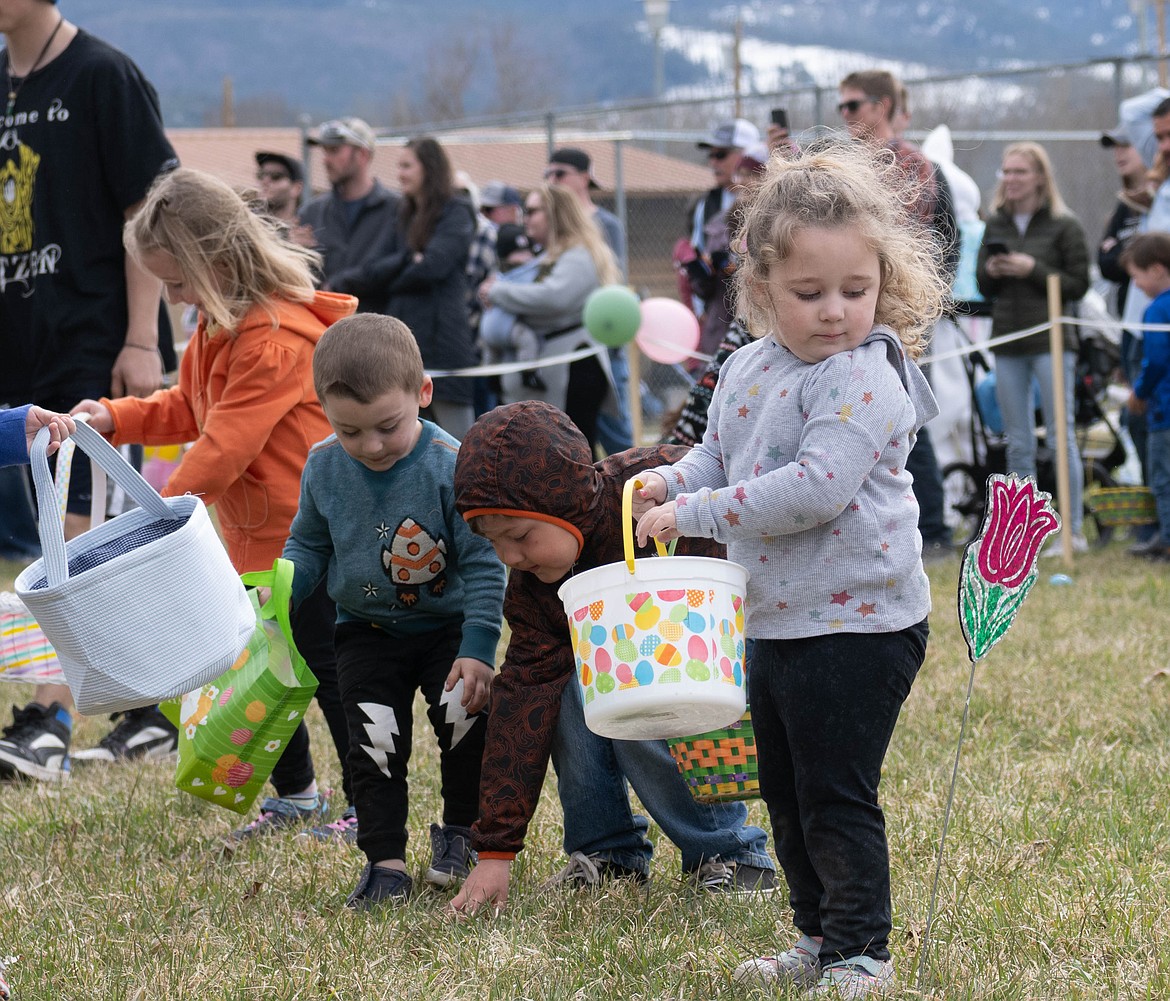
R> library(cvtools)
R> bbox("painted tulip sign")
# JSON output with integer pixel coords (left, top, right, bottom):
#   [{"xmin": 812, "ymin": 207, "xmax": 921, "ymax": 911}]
[{"xmin": 958, "ymin": 474, "xmax": 1060, "ymax": 662}]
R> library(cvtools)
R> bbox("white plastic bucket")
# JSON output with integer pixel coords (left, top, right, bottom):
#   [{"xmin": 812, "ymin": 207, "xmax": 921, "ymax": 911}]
[{"xmin": 556, "ymin": 479, "xmax": 748, "ymax": 740}]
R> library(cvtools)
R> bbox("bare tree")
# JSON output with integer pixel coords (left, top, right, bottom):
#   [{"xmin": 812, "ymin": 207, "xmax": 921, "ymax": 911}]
[
  {"xmin": 421, "ymin": 34, "xmax": 481, "ymax": 123},
  {"xmin": 488, "ymin": 20, "xmax": 558, "ymax": 114}
]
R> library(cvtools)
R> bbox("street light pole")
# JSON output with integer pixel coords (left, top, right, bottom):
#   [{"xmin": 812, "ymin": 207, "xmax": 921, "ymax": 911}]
[{"xmin": 642, "ymin": 0, "xmax": 673, "ymax": 101}]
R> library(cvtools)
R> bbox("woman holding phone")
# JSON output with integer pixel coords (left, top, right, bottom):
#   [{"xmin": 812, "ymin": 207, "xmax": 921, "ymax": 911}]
[{"xmin": 976, "ymin": 141, "xmax": 1091, "ymax": 550}]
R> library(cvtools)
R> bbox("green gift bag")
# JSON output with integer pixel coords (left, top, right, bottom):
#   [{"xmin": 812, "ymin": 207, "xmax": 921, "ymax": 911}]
[{"xmin": 162, "ymin": 558, "xmax": 318, "ymax": 815}]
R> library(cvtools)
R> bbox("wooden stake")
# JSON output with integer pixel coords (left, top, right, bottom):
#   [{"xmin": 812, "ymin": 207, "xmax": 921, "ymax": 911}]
[{"xmin": 1047, "ymin": 273, "xmax": 1074, "ymax": 566}]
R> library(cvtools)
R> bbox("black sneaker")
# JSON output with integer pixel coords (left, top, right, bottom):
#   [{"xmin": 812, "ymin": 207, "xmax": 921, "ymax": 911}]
[
  {"xmin": 346, "ymin": 862, "xmax": 413, "ymax": 909},
  {"xmin": 71, "ymin": 705, "xmax": 178, "ymax": 764},
  {"xmin": 425, "ymin": 823, "xmax": 473, "ymax": 888},
  {"xmin": 691, "ymin": 857, "xmax": 778, "ymax": 895},
  {"xmin": 540, "ymin": 851, "xmax": 649, "ymax": 890},
  {"xmin": 0, "ymin": 701, "xmax": 72, "ymax": 782}
]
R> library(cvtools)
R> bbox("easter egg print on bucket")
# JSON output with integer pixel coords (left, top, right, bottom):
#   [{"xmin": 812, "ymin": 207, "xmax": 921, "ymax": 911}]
[{"xmin": 559, "ymin": 552, "xmax": 748, "ymax": 739}]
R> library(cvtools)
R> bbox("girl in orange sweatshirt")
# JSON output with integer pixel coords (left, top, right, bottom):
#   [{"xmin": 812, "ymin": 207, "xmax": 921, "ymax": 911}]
[{"xmin": 73, "ymin": 167, "xmax": 359, "ymax": 841}]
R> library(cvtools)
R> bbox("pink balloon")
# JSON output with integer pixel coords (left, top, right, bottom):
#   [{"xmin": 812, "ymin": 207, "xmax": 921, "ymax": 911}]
[{"xmin": 636, "ymin": 297, "xmax": 701, "ymax": 365}]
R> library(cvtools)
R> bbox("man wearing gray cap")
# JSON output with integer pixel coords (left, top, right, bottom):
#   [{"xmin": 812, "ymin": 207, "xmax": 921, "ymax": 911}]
[
  {"xmin": 479, "ymin": 181, "xmax": 523, "ymax": 226},
  {"xmin": 299, "ymin": 117, "xmax": 400, "ymax": 312}
]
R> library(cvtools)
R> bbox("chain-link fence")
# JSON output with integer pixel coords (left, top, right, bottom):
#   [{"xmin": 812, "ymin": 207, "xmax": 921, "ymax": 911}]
[{"xmin": 366, "ymin": 54, "xmax": 1163, "ymax": 443}]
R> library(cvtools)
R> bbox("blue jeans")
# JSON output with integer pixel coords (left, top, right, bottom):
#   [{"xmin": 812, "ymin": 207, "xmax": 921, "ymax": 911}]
[
  {"xmin": 594, "ymin": 347, "xmax": 634, "ymax": 454},
  {"xmin": 1148, "ymin": 428, "xmax": 1170, "ymax": 537},
  {"xmin": 750, "ymin": 622, "xmax": 928, "ymax": 966},
  {"xmin": 549, "ymin": 679, "xmax": 774, "ymax": 875},
  {"xmin": 994, "ymin": 351, "xmax": 1083, "ymax": 534}
]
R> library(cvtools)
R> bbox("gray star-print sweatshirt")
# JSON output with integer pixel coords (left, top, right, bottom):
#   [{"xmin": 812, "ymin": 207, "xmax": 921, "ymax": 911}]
[{"xmin": 650, "ymin": 326, "xmax": 938, "ymax": 640}]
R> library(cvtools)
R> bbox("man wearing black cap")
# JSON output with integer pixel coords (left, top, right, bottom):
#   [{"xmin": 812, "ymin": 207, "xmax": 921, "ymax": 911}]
[
  {"xmin": 299, "ymin": 117, "xmax": 400, "ymax": 312},
  {"xmin": 254, "ymin": 151, "xmax": 304, "ymax": 227},
  {"xmin": 545, "ymin": 148, "xmax": 624, "ymax": 267},
  {"xmin": 545, "ymin": 146, "xmax": 633, "ymax": 452}
]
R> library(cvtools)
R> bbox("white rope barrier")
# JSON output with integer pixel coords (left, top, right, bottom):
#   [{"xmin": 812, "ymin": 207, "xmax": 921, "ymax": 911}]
[{"xmin": 425, "ymin": 312, "xmax": 1149, "ymax": 381}]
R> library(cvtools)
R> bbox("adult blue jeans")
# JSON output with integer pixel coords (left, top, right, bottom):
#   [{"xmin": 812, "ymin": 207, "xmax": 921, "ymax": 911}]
[
  {"xmin": 549, "ymin": 678, "xmax": 774, "ymax": 875},
  {"xmin": 749, "ymin": 621, "xmax": 928, "ymax": 967},
  {"xmin": 994, "ymin": 350, "xmax": 1083, "ymax": 534},
  {"xmin": 1147, "ymin": 427, "xmax": 1170, "ymax": 537}
]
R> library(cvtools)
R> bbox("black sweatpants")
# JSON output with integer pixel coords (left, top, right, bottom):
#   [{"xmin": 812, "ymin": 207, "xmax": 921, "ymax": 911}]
[
  {"xmin": 334, "ymin": 621, "xmax": 487, "ymax": 865},
  {"xmin": 749, "ymin": 620, "xmax": 929, "ymax": 966}
]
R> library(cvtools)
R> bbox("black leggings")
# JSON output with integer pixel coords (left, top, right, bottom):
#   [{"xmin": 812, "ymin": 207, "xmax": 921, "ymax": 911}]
[
  {"xmin": 269, "ymin": 578, "xmax": 353, "ymax": 804},
  {"xmin": 749, "ymin": 621, "xmax": 929, "ymax": 966},
  {"xmin": 564, "ymin": 353, "xmax": 608, "ymax": 453}
]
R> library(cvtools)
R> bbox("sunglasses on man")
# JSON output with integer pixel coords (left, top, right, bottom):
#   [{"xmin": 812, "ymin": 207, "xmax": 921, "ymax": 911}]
[{"xmin": 837, "ymin": 97, "xmax": 880, "ymax": 115}]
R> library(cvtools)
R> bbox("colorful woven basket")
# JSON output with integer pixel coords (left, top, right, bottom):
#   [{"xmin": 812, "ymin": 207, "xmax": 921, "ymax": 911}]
[
  {"xmin": 1084, "ymin": 486, "xmax": 1158, "ymax": 527},
  {"xmin": 667, "ymin": 709, "xmax": 759, "ymax": 803}
]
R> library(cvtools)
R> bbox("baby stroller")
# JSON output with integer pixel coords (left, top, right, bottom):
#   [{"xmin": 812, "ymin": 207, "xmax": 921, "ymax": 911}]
[{"xmin": 941, "ymin": 329, "xmax": 1126, "ymax": 547}]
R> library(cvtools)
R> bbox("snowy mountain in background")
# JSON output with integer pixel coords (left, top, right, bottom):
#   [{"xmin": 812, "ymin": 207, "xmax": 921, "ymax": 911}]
[{"xmin": 57, "ymin": 0, "xmax": 1146, "ymax": 125}]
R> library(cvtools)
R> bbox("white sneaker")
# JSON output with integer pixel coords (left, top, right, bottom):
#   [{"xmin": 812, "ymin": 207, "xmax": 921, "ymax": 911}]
[
  {"xmin": 1042, "ymin": 532, "xmax": 1089, "ymax": 557},
  {"xmin": 732, "ymin": 934, "xmax": 822, "ymax": 989},
  {"xmin": 811, "ymin": 955, "xmax": 894, "ymax": 998}
]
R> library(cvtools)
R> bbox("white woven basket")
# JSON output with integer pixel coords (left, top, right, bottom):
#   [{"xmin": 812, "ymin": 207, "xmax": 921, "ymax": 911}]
[{"xmin": 15, "ymin": 421, "xmax": 254, "ymax": 716}]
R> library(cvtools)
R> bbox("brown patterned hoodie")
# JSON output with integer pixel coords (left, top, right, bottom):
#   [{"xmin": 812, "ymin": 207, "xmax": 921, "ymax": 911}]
[{"xmin": 454, "ymin": 401, "xmax": 721, "ymax": 858}]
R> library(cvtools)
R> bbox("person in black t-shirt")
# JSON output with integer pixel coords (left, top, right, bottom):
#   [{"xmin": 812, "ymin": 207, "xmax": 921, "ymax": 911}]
[{"xmin": 0, "ymin": 0, "xmax": 179, "ymax": 782}]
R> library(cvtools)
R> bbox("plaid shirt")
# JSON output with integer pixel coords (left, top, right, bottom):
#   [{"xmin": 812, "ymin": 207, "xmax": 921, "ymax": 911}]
[{"xmin": 466, "ymin": 215, "xmax": 498, "ymax": 332}]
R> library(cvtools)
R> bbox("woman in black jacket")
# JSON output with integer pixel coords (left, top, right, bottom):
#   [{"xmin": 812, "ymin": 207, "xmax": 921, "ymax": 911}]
[
  {"xmin": 346, "ymin": 136, "xmax": 477, "ymax": 438},
  {"xmin": 976, "ymin": 141, "xmax": 1091, "ymax": 549}
]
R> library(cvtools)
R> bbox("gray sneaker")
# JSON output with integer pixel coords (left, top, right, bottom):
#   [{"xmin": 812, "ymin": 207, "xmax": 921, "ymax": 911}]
[
  {"xmin": 540, "ymin": 850, "xmax": 649, "ymax": 890},
  {"xmin": 425, "ymin": 823, "xmax": 472, "ymax": 888},
  {"xmin": 300, "ymin": 805, "xmax": 358, "ymax": 844},
  {"xmin": 811, "ymin": 956, "xmax": 894, "ymax": 998},
  {"xmin": 230, "ymin": 794, "xmax": 328, "ymax": 840},
  {"xmin": 733, "ymin": 934, "xmax": 822, "ymax": 989},
  {"xmin": 690, "ymin": 857, "xmax": 778, "ymax": 894}
]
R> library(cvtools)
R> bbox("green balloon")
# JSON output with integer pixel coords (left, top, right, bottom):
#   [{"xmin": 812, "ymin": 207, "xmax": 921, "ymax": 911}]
[{"xmin": 583, "ymin": 284, "xmax": 642, "ymax": 347}]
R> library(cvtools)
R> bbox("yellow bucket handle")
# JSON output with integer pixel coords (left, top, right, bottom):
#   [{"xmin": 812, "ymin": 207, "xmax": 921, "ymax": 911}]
[{"xmin": 622, "ymin": 477, "xmax": 676, "ymax": 573}]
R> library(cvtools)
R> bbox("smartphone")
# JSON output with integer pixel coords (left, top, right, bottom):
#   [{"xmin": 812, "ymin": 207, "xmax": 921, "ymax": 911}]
[
  {"xmin": 770, "ymin": 108, "xmax": 789, "ymax": 130},
  {"xmin": 986, "ymin": 242, "xmax": 1010, "ymax": 256}
]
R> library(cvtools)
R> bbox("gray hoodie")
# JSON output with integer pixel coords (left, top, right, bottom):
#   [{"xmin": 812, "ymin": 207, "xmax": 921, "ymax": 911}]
[{"xmin": 652, "ymin": 326, "xmax": 938, "ymax": 639}]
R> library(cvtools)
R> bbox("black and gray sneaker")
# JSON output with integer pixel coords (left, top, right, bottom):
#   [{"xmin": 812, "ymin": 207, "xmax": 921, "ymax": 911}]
[
  {"xmin": 540, "ymin": 850, "xmax": 649, "ymax": 891},
  {"xmin": 71, "ymin": 705, "xmax": 178, "ymax": 764},
  {"xmin": 425, "ymin": 823, "xmax": 473, "ymax": 888},
  {"xmin": 690, "ymin": 857, "xmax": 778, "ymax": 895},
  {"xmin": 346, "ymin": 862, "xmax": 413, "ymax": 909},
  {"xmin": 0, "ymin": 701, "xmax": 72, "ymax": 782}
]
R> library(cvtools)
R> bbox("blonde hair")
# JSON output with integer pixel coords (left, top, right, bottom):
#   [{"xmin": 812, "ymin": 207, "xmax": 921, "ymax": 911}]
[
  {"xmin": 991, "ymin": 142, "xmax": 1070, "ymax": 217},
  {"xmin": 532, "ymin": 183, "xmax": 621, "ymax": 286},
  {"xmin": 125, "ymin": 167, "xmax": 321, "ymax": 332},
  {"xmin": 732, "ymin": 142, "xmax": 950, "ymax": 359},
  {"xmin": 314, "ymin": 314, "xmax": 424, "ymax": 403}
]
